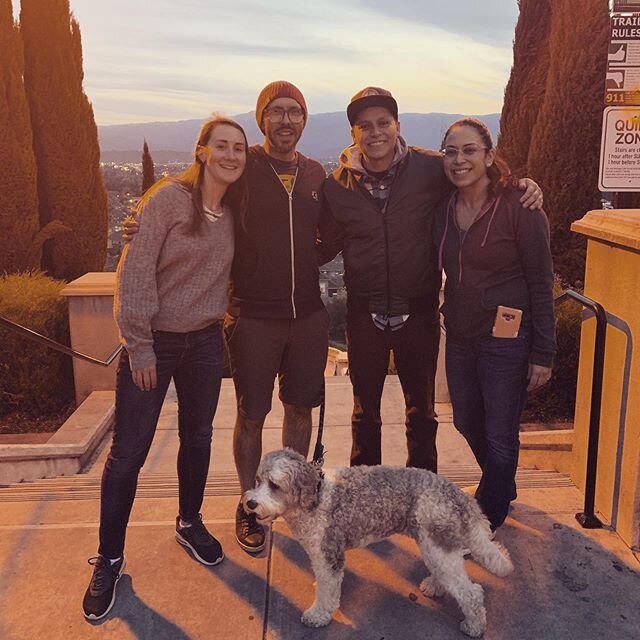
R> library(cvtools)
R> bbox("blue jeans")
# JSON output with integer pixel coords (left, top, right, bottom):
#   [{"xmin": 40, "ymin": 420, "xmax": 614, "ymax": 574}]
[
  {"xmin": 445, "ymin": 332, "xmax": 530, "ymax": 529},
  {"xmin": 98, "ymin": 323, "xmax": 223, "ymax": 559}
]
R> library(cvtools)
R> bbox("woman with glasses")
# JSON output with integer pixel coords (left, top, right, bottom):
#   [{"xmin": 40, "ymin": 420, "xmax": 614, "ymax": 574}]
[
  {"xmin": 435, "ymin": 117, "xmax": 556, "ymax": 535},
  {"xmin": 82, "ymin": 115, "xmax": 248, "ymax": 621}
]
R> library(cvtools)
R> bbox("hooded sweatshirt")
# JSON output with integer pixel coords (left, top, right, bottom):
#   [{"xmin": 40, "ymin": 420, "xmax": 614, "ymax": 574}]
[
  {"xmin": 434, "ymin": 187, "xmax": 556, "ymax": 367},
  {"xmin": 230, "ymin": 145, "xmax": 326, "ymax": 319}
]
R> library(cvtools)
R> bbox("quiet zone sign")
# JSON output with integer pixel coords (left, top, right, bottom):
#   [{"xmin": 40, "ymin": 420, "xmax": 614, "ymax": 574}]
[{"xmin": 599, "ymin": 106, "xmax": 640, "ymax": 190}]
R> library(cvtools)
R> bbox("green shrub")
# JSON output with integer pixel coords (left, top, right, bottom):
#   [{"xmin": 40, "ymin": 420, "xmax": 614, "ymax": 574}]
[
  {"xmin": 0, "ymin": 272, "xmax": 74, "ymax": 416},
  {"xmin": 522, "ymin": 276, "xmax": 581, "ymax": 422}
]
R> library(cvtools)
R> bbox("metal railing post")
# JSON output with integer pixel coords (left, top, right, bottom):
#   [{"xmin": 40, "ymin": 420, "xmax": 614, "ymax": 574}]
[{"xmin": 555, "ymin": 290, "xmax": 605, "ymax": 529}]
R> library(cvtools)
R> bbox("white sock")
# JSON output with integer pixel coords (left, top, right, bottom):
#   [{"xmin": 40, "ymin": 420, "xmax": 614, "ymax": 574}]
[{"xmin": 179, "ymin": 518, "xmax": 192, "ymax": 529}]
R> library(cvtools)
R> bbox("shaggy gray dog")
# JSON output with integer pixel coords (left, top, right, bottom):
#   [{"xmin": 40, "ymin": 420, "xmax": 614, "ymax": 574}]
[{"xmin": 243, "ymin": 448, "xmax": 513, "ymax": 638}]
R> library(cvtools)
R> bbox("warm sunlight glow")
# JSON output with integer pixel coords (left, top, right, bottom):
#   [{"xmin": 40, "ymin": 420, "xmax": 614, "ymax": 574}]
[{"xmin": 62, "ymin": 0, "xmax": 520, "ymax": 124}]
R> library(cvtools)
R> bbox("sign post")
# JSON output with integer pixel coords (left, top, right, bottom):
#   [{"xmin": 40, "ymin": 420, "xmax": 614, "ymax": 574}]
[
  {"xmin": 601, "ymin": 6, "xmax": 640, "ymax": 200},
  {"xmin": 605, "ymin": 13, "xmax": 640, "ymax": 105}
]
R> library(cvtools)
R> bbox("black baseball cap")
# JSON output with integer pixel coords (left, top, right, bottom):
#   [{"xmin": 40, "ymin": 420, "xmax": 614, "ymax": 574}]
[{"xmin": 347, "ymin": 87, "xmax": 399, "ymax": 125}]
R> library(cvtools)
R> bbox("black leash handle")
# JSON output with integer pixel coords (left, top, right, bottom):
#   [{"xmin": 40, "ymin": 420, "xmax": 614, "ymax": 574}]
[{"xmin": 312, "ymin": 378, "xmax": 326, "ymax": 467}]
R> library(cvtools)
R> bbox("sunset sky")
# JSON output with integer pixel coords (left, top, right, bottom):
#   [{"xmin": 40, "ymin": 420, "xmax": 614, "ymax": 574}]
[{"xmin": 47, "ymin": 1, "xmax": 520, "ymax": 125}]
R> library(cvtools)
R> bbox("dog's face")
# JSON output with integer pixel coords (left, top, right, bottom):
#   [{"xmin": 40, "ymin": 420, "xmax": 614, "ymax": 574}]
[{"xmin": 243, "ymin": 449, "xmax": 320, "ymax": 524}]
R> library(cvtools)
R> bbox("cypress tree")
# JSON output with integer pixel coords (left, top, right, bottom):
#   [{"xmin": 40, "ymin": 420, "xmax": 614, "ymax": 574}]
[
  {"xmin": 0, "ymin": 0, "xmax": 40, "ymax": 273},
  {"xmin": 498, "ymin": 0, "xmax": 552, "ymax": 175},
  {"xmin": 527, "ymin": 0, "xmax": 610, "ymax": 286},
  {"xmin": 20, "ymin": 0, "xmax": 108, "ymax": 281},
  {"xmin": 141, "ymin": 139, "xmax": 155, "ymax": 195}
]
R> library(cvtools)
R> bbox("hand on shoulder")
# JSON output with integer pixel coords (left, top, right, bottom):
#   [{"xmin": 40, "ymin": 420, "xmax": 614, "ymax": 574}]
[{"xmin": 517, "ymin": 178, "xmax": 543, "ymax": 210}]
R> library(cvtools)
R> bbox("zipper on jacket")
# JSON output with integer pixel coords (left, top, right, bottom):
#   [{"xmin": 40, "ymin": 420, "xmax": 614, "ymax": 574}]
[
  {"xmin": 287, "ymin": 190, "xmax": 296, "ymax": 318},
  {"xmin": 381, "ymin": 172, "xmax": 399, "ymax": 313},
  {"xmin": 355, "ymin": 170, "xmax": 398, "ymax": 313},
  {"xmin": 383, "ymin": 212, "xmax": 391, "ymax": 312},
  {"xmin": 458, "ymin": 226, "xmax": 466, "ymax": 284},
  {"xmin": 449, "ymin": 194, "xmax": 498, "ymax": 285},
  {"xmin": 268, "ymin": 162, "xmax": 299, "ymax": 318}
]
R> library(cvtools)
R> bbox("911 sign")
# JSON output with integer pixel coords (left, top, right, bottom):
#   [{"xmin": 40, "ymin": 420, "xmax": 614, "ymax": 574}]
[{"xmin": 606, "ymin": 13, "xmax": 640, "ymax": 105}]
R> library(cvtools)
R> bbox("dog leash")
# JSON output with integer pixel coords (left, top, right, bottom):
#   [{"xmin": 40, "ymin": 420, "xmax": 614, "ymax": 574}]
[{"xmin": 312, "ymin": 378, "xmax": 326, "ymax": 468}]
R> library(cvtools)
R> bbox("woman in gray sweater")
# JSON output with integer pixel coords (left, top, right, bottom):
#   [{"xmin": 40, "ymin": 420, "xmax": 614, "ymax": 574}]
[
  {"xmin": 435, "ymin": 118, "xmax": 556, "ymax": 535},
  {"xmin": 83, "ymin": 115, "xmax": 248, "ymax": 621}
]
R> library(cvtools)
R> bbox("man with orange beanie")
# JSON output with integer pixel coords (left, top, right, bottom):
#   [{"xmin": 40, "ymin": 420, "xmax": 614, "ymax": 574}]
[{"xmin": 227, "ymin": 81, "xmax": 329, "ymax": 553}]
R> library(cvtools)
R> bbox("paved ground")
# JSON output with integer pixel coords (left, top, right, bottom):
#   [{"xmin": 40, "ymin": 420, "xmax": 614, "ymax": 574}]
[{"xmin": 0, "ymin": 377, "xmax": 638, "ymax": 639}]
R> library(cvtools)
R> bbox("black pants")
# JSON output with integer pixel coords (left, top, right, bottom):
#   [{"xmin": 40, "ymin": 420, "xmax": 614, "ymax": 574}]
[
  {"xmin": 98, "ymin": 324, "xmax": 223, "ymax": 559},
  {"xmin": 346, "ymin": 305, "xmax": 440, "ymax": 471}
]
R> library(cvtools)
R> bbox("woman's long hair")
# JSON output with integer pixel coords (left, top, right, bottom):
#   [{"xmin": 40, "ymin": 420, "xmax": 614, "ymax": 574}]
[
  {"xmin": 138, "ymin": 114, "xmax": 249, "ymax": 233},
  {"xmin": 441, "ymin": 117, "xmax": 515, "ymax": 198}
]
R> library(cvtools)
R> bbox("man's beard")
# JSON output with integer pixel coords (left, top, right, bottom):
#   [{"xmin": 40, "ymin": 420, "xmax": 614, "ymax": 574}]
[{"xmin": 268, "ymin": 127, "xmax": 301, "ymax": 155}]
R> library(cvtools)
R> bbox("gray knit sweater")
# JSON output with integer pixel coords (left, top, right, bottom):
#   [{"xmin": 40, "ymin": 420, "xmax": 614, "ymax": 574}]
[{"xmin": 114, "ymin": 180, "xmax": 234, "ymax": 370}]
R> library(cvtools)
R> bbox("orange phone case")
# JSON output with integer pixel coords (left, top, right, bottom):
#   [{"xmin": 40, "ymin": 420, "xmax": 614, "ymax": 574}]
[{"xmin": 492, "ymin": 305, "xmax": 523, "ymax": 338}]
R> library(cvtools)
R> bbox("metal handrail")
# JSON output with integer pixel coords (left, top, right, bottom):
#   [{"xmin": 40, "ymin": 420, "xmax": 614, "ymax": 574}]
[
  {"xmin": 0, "ymin": 313, "xmax": 122, "ymax": 367},
  {"xmin": 555, "ymin": 289, "xmax": 605, "ymax": 529}
]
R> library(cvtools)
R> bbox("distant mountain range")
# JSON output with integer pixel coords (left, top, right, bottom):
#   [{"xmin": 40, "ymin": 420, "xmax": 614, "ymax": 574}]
[{"xmin": 98, "ymin": 111, "xmax": 500, "ymax": 163}]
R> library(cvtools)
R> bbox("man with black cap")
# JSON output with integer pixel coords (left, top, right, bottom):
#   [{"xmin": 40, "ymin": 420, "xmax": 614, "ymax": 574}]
[
  {"xmin": 227, "ymin": 81, "xmax": 329, "ymax": 554},
  {"xmin": 318, "ymin": 87, "xmax": 541, "ymax": 474}
]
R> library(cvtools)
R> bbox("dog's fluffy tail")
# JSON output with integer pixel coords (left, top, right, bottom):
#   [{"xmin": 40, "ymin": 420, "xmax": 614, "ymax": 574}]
[{"xmin": 469, "ymin": 531, "xmax": 514, "ymax": 577}]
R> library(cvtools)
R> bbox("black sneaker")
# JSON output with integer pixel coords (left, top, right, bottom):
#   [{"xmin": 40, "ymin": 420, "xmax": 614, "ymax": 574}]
[
  {"xmin": 82, "ymin": 555, "xmax": 126, "ymax": 620},
  {"xmin": 235, "ymin": 502, "xmax": 266, "ymax": 553},
  {"xmin": 175, "ymin": 514, "xmax": 224, "ymax": 566}
]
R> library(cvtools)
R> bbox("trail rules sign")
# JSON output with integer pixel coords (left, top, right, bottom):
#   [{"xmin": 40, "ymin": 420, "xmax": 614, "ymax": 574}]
[
  {"xmin": 606, "ymin": 13, "xmax": 640, "ymax": 105},
  {"xmin": 613, "ymin": 1, "xmax": 640, "ymax": 12}
]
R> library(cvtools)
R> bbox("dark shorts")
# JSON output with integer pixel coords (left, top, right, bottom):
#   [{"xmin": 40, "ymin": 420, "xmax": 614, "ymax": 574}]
[{"xmin": 223, "ymin": 307, "xmax": 329, "ymax": 420}]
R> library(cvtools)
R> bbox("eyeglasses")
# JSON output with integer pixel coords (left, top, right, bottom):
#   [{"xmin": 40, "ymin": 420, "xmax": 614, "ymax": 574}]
[
  {"xmin": 441, "ymin": 145, "xmax": 489, "ymax": 159},
  {"xmin": 264, "ymin": 107, "xmax": 305, "ymax": 124}
]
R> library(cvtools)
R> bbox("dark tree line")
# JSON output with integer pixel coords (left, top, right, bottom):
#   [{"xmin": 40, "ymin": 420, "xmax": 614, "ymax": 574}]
[
  {"xmin": 0, "ymin": 0, "xmax": 107, "ymax": 280},
  {"xmin": 142, "ymin": 139, "xmax": 155, "ymax": 195},
  {"xmin": 0, "ymin": 0, "xmax": 39, "ymax": 272},
  {"xmin": 499, "ymin": 0, "xmax": 621, "ymax": 287}
]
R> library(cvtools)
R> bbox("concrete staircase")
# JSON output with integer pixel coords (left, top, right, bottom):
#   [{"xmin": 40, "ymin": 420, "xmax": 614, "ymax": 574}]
[
  {"xmin": 0, "ymin": 378, "xmax": 638, "ymax": 640},
  {"xmin": 0, "ymin": 465, "xmax": 573, "ymax": 502}
]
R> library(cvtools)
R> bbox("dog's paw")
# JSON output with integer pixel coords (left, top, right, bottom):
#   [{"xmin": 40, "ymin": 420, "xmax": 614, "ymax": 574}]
[
  {"xmin": 301, "ymin": 607, "xmax": 332, "ymax": 627},
  {"xmin": 419, "ymin": 576, "xmax": 445, "ymax": 598},
  {"xmin": 460, "ymin": 617, "xmax": 485, "ymax": 638}
]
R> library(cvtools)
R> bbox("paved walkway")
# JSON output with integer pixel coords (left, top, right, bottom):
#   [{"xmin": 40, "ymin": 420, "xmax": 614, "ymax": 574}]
[{"xmin": 0, "ymin": 377, "xmax": 638, "ymax": 639}]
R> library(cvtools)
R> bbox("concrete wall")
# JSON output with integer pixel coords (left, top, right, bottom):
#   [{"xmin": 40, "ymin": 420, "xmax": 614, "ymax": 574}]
[
  {"xmin": 571, "ymin": 210, "xmax": 640, "ymax": 549},
  {"xmin": 62, "ymin": 273, "xmax": 451, "ymax": 404},
  {"xmin": 60, "ymin": 273, "xmax": 119, "ymax": 405},
  {"xmin": 0, "ymin": 391, "xmax": 114, "ymax": 485}
]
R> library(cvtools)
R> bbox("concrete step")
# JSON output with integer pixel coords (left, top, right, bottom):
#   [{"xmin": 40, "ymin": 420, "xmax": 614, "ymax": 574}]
[
  {"xmin": 0, "ymin": 466, "xmax": 573, "ymax": 502},
  {"xmin": 0, "ymin": 484, "xmax": 638, "ymax": 640}
]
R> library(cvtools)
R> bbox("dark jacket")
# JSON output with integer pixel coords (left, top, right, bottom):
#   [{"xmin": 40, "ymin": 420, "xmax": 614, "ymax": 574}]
[
  {"xmin": 319, "ymin": 142, "xmax": 450, "ymax": 315},
  {"xmin": 434, "ymin": 188, "xmax": 556, "ymax": 367},
  {"xmin": 230, "ymin": 145, "xmax": 326, "ymax": 319}
]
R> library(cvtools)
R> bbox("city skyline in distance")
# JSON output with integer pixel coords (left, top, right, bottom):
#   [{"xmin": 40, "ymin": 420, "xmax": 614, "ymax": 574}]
[{"xmin": 97, "ymin": 110, "xmax": 501, "ymax": 162}]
